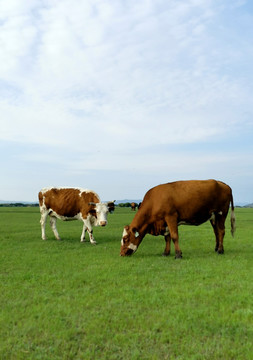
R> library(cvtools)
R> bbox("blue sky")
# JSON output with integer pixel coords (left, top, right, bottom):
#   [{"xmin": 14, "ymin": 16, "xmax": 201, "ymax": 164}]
[{"xmin": 0, "ymin": 0, "xmax": 253, "ymax": 204}]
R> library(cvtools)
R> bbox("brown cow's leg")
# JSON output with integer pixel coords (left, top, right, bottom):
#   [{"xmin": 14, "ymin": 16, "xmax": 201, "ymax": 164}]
[
  {"xmin": 165, "ymin": 216, "xmax": 182, "ymax": 259},
  {"xmin": 210, "ymin": 215, "xmax": 225, "ymax": 254},
  {"xmin": 172, "ymin": 238, "xmax": 182, "ymax": 259},
  {"xmin": 210, "ymin": 219, "xmax": 219, "ymax": 252},
  {"xmin": 163, "ymin": 234, "xmax": 171, "ymax": 256},
  {"xmin": 216, "ymin": 216, "xmax": 225, "ymax": 254}
]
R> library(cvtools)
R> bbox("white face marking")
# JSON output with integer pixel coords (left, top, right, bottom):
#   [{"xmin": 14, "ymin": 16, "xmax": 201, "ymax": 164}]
[
  {"xmin": 128, "ymin": 243, "xmax": 137, "ymax": 252},
  {"xmin": 121, "ymin": 228, "xmax": 128, "ymax": 245},
  {"xmin": 95, "ymin": 203, "xmax": 109, "ymax": 225}
]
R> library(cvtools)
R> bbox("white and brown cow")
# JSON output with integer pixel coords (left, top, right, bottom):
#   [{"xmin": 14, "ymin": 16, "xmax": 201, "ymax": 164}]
[
  {"xmin": 120, "ymin": 180, "xmax": 236, "ymax": 258},
  {"xmin": 38, "ymin": 187, "xmax": 115, "ymax": 243}
]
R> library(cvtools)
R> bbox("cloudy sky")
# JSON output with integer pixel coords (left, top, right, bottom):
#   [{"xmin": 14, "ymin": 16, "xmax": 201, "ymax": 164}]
[{"xmin": 0, "ymin": 0, "xmax": 252, "ymax": 204}]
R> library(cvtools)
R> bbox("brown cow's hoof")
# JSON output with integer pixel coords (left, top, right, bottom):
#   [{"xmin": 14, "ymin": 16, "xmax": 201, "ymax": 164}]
[
  {"xmin": 217, "ymin": 249, "xmax": 224, "ymax": 254},
  {"xmin": 162, "ymin": 252, "xmax": 170, "ymax": 256},
  {"xmin": 175, "ymin": 252, "xmax": 182, "ymax": 259}
]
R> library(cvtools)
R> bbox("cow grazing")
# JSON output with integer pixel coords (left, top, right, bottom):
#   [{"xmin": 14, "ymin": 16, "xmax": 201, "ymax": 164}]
[
  {"xmin": 120, "ymin": 180, "xmax": 235, "ymax": 258},
  {"xmin": 38, "ymin": 187, "xmax": 115, "ymax": 243},
  {"xmin": 131, "ymin": 202, "xmax": 137, "ymax": 211}
]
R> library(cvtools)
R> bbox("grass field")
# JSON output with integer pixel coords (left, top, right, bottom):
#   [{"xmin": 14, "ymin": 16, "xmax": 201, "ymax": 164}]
[{"xmin": 0, "ymin": 206, "xmax": 253, "ymax": 359}]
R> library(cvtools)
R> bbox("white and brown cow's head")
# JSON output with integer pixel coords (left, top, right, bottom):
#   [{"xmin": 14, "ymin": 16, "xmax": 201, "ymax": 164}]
[
  {"xmin": 88, "ymin": 201, "xmax": 115, "ymax": 226},
  {"xmin": 120, "ymin": 225, "xmax": 141, "ymax": 256}
]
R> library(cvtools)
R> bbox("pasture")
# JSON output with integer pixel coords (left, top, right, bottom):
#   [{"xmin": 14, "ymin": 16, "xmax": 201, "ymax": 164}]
[{"xmin": 0, "ymin": 206, "xmax": 252, "ymax": 359}]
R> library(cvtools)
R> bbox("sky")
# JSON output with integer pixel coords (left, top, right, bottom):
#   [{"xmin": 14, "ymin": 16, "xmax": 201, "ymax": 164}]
[{"xmin": 0, "ymin": 0, "xmax": 253, "ymax": 204}]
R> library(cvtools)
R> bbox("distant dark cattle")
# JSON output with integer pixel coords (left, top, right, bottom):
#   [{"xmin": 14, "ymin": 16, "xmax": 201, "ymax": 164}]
[
  {"xmin": 130, "ymin": 202, "xmax": 137, "ymax": 211},
  {"xmin": 120, "ymin": 180, "xmax": 235, "ymax": 258},
  {"xmin": 38, "ymin": 187, "xmax": 115, "ymax": 244}
]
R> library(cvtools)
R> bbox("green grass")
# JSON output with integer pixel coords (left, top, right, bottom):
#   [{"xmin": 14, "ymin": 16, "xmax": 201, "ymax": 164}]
[{"xmin": 0, "ymin": 207, "xmax": 253, "ymax": 359}]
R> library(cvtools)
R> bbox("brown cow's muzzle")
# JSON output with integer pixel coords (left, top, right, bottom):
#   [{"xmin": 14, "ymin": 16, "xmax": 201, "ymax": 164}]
[{"xmin": 120, "ymin": 248, "xmax": 134, "ymax": 256}]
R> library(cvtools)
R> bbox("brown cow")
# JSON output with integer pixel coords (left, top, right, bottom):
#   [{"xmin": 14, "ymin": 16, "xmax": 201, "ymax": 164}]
[
  {"xmin": 131, "ymin": 202, "xmax": 137, "ymax": 211},
  {"xmin": 120, "ymin": 180, "xmax": 235, "ymax": 258},
  {"xmin": 38, "ymin": 187, "xmax": 115, "ymax": 243}
]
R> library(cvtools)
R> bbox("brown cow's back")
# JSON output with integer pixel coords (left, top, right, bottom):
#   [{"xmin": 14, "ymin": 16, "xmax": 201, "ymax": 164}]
[
  {"xmin": 131, "ymin": 180, "xmax": 233, "ymax": 230},
  {"xmin": 39, "ymin": 188, "xmax": 99, "ymax": 219}
]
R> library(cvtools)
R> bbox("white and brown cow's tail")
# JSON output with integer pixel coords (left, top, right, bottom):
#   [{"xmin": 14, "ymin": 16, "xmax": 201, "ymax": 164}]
[{"xmin": 230, "ymin": 193, "xmax": 236, "ymax": 237}]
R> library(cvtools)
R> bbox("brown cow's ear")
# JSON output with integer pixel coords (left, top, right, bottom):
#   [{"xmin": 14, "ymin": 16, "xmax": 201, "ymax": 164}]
[{"xmin": 132, "ymin": 228, "xmax": 140, "ymax": 238}]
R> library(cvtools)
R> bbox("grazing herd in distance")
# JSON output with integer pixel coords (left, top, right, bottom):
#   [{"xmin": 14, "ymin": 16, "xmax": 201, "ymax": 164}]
[{"xmin": 38, "ymin": 179, "xmax": 236, "ymax": 259}]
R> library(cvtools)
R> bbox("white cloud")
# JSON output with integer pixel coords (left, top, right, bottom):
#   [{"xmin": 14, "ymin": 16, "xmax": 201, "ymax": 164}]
[{"xmin": 0, "ymin": 0, "xmax": 252, "ymax": 202}]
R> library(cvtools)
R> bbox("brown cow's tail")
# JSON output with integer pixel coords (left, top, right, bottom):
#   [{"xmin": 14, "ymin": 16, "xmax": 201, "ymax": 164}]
[{"xmin": 230, "ymin": 192, "xmax": 236, "ymax": 237}]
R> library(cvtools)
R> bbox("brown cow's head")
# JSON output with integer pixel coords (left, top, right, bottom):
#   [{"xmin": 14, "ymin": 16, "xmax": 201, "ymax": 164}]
[{"xmin": 120, "ymin": 225, "xmax": 141, "ymax": 256}]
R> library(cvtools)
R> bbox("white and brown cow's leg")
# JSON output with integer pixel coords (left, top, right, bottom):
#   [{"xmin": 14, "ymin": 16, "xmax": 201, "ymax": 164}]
[
  {"xmin": 40, "ymin": 208, "xmax": 48, "ymax": 240},
  {"xmin": 49, "ymin": 216, "xmax": 61, "ymax": 240},
  {"xmin": 87, "ymin": 228, "xmax": 96, "ymax": 244},
  {"xmin": 81, "ymin": 222, "xmax": 96, "ymax": 244},
  {"xmin": 80, "ymin": 224, "xmax": 87, "ymax": 242}
]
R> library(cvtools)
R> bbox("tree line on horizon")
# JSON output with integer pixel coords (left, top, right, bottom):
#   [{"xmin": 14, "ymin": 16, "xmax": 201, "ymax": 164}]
[{"xmin": 0, "ymin": 202, "xmax": 252, "ymax": 208}]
